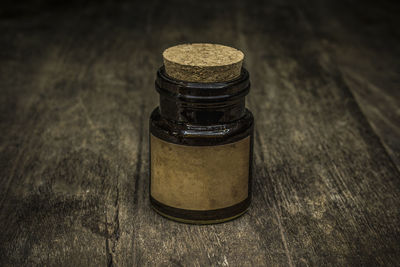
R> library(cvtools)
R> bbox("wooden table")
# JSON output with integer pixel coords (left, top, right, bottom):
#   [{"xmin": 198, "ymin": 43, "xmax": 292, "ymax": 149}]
[{"xmin": 1, "ymin": 0, "xmax": 399, "ymax": 265}]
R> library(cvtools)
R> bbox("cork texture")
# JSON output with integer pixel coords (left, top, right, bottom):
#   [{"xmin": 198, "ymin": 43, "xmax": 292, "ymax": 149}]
[
  {"xmin": 150, "ymin": 135, "xmax": 250, "ymax": 210},
  {"xmin": 163, "ymin": 43, "xmax": 244, "ymax": 82}
]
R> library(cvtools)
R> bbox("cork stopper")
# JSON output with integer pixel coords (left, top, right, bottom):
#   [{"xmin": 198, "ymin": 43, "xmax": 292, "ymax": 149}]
[{"xmin": 163, "ymin": 43, "xmax": 244, "ymax": 83}]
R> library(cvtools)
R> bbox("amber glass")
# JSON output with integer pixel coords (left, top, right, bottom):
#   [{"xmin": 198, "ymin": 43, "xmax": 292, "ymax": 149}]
[{"xmin": 149, "ymin": 66, "xmax": 254, "ymax": 224}]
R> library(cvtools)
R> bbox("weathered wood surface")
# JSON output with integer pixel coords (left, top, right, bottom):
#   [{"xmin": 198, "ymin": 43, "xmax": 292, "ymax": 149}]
[{"xmin": 1, "ymin": 0, "xmax": 399, "ymax": 266}]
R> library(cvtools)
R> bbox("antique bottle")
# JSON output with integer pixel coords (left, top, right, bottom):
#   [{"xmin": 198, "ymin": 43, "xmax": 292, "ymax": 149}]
[{"xmin": 149, "ymin": 43, "xmax": 254, "ymax": 224}]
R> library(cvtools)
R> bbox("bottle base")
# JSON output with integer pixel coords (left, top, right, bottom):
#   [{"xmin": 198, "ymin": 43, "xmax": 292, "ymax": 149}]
[
  {"xmin": 150, "ymin": 196, "xmax": 250, "ymax": 224},
  {"xmin": 151, "ymin": 205, "xmax": 249, "ymax": 224}
]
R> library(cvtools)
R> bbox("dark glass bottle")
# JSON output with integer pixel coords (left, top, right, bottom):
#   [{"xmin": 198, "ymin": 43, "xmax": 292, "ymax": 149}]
[{"xmin": 149, "ymin": 66, "xmax": 254, "ymax": 224}]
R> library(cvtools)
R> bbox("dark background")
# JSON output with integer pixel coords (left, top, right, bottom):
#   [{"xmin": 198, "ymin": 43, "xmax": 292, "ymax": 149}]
[{"xmin": 1, "ymin": 0, "xmax": 399, "ymax": 266}]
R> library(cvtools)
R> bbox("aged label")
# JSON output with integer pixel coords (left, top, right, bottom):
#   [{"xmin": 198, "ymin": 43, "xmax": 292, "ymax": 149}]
[{"xmin": 150, "ymin": 134, "xmax": 250, "ymax": 210}]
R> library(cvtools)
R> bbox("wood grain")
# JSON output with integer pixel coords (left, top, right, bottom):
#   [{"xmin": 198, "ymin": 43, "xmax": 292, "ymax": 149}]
[{"xmin": 0, "ymin": 0, "xmax": 399, "ymax": 266}]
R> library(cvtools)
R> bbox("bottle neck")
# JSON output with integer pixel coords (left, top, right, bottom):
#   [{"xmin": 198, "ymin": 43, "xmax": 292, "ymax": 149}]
[
  {"xmin": 159, "ymin": 95, "xmax": 245, "ymax": 124},
  {"xmin": 156, "ymin": 67, "xmax": 250, "ymax": 125}
]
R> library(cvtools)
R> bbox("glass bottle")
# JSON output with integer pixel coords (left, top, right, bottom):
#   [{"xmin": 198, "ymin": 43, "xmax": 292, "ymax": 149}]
[{"xmin": 149, "ymin": 61, "xmax": 254, "ymax": 224}]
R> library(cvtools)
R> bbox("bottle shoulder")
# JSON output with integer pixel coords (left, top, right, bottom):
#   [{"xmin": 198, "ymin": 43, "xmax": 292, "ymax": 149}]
[{"xmin": 150, "ymin": 107, "xmax": 253, "ymax": 146}]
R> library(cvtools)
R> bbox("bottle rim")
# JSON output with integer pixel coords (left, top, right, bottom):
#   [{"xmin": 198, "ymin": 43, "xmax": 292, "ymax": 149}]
[{"xmin": 155, "ymin": 66, "xmax": 250, "ymax": 103}]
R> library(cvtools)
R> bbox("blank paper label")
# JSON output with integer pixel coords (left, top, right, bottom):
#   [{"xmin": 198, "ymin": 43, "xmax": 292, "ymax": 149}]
[{"xmin": 150, "ymin": 134, "xmax": 250, "ymax": 211}]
